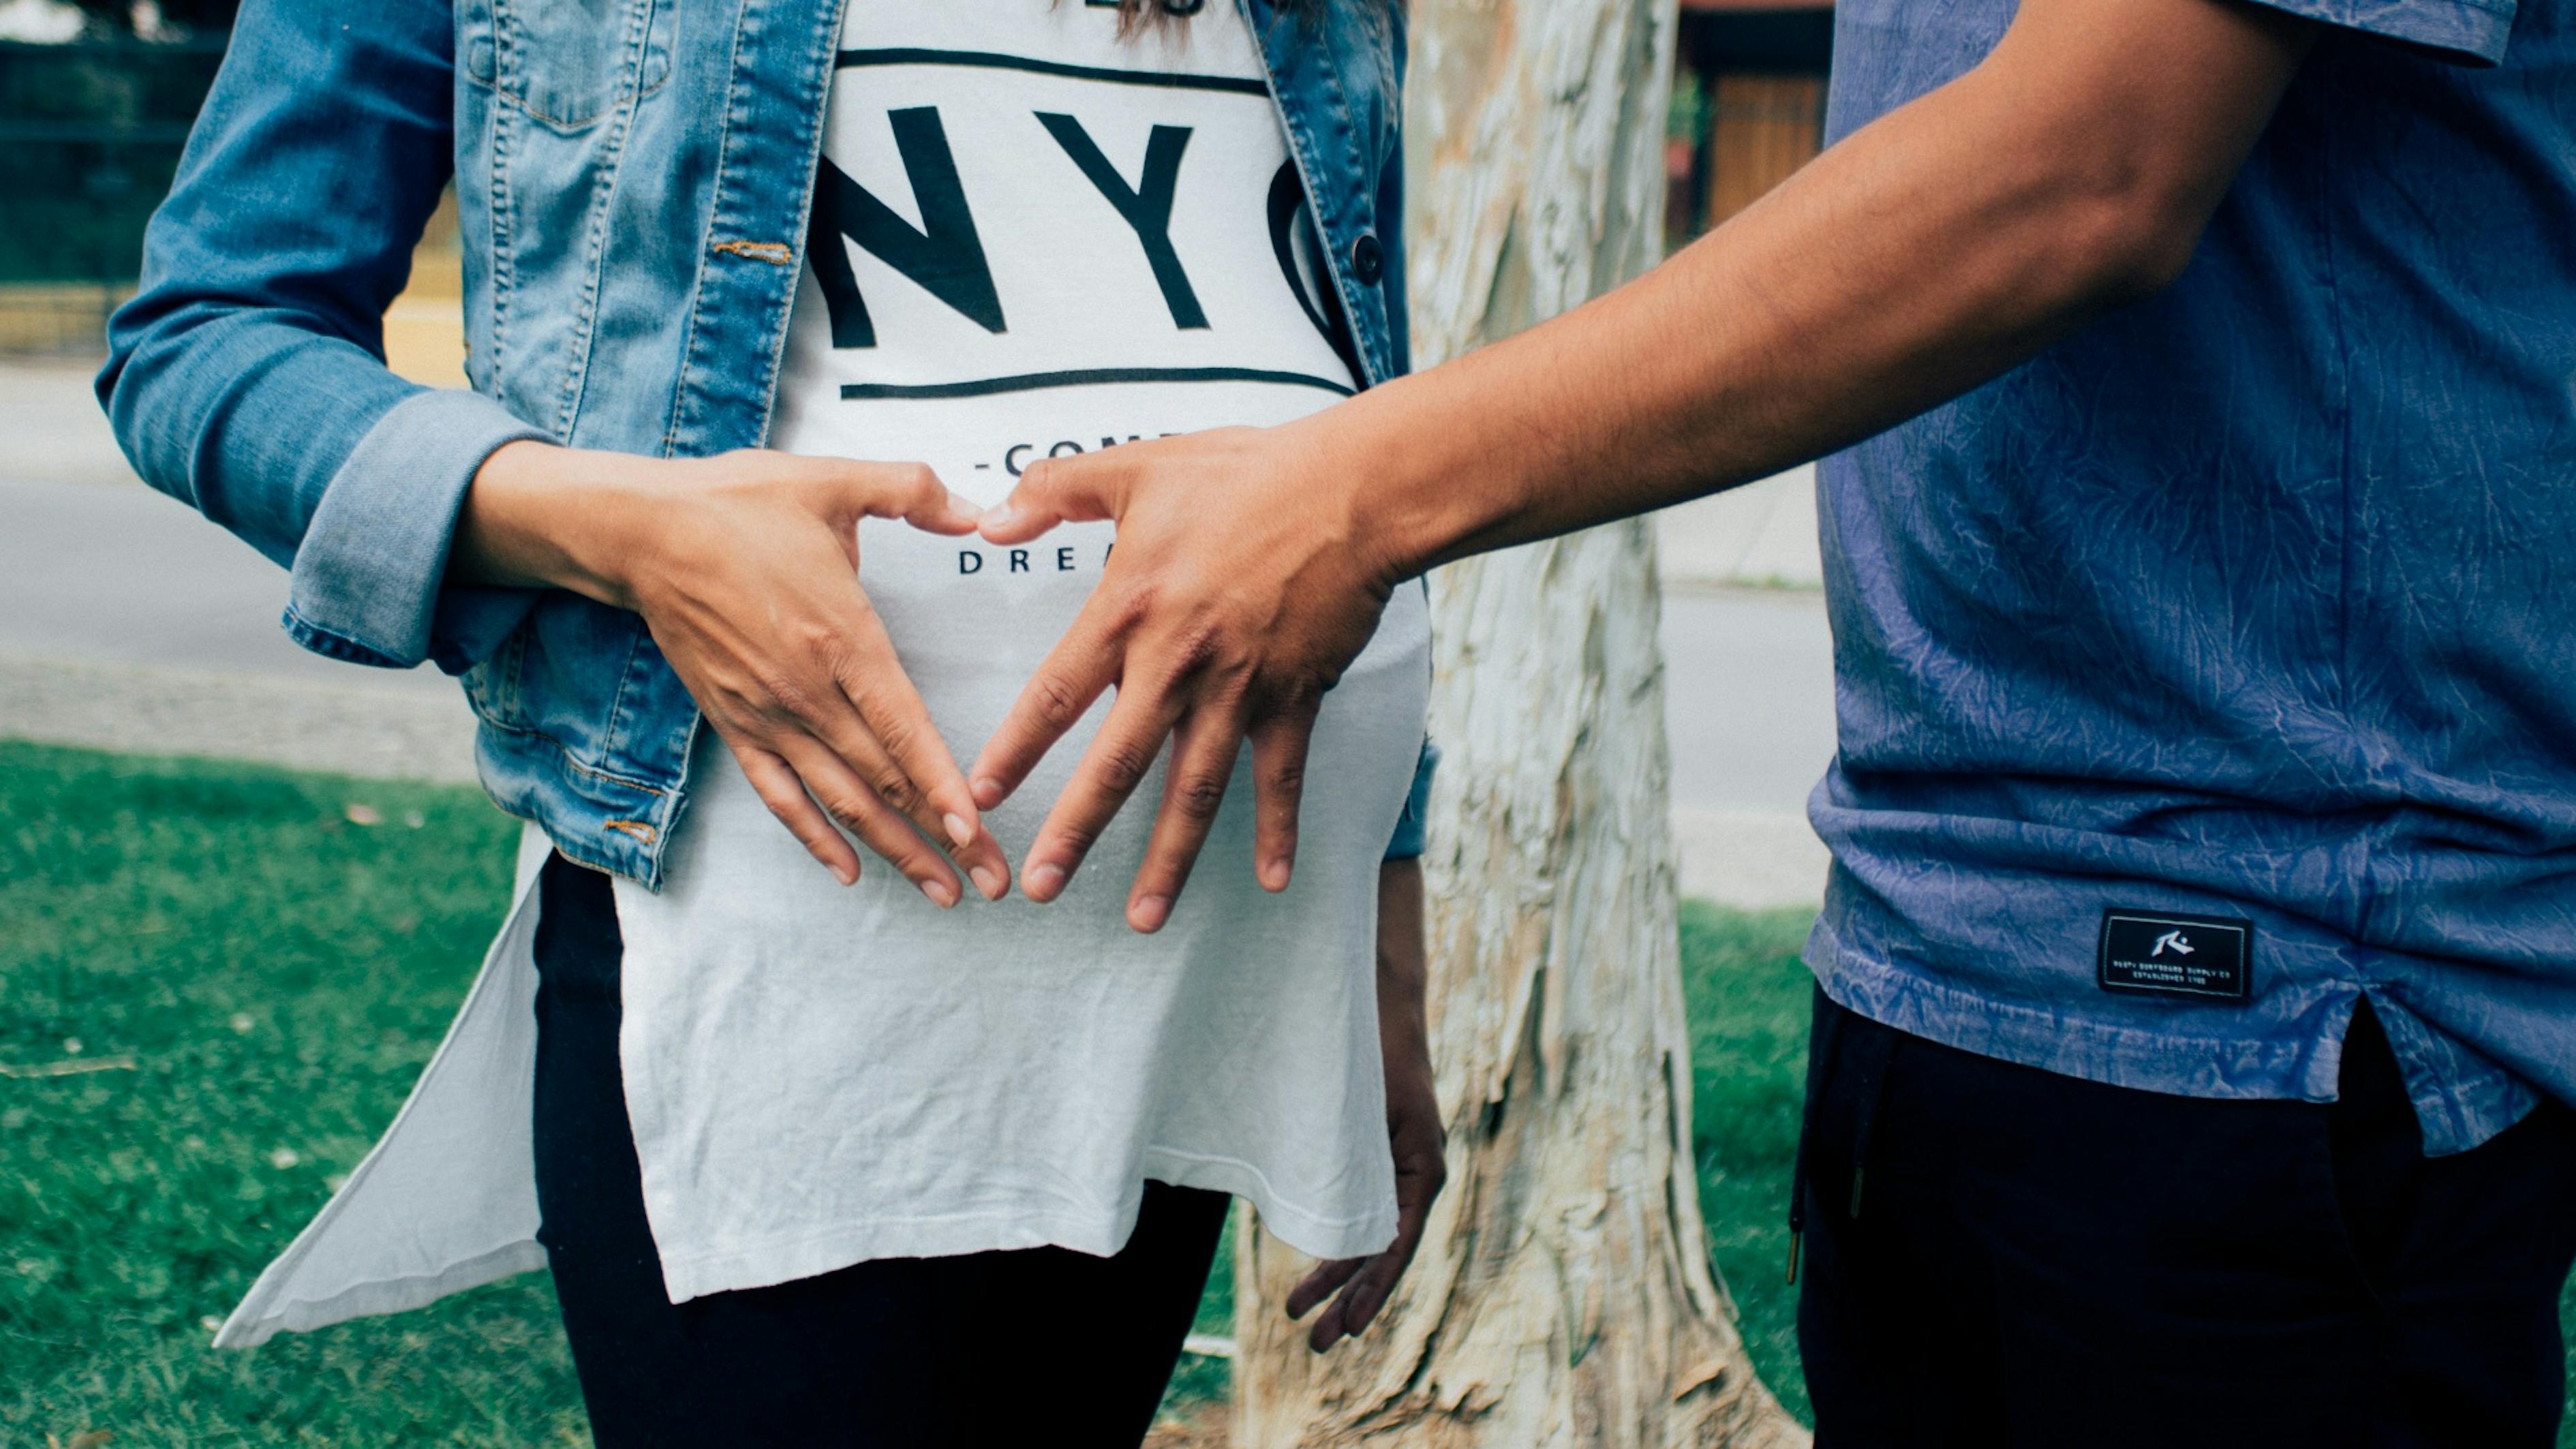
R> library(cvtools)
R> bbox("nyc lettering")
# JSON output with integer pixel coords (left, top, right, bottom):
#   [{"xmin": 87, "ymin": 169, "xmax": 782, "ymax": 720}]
[{"xmin": 807, "ymin": 106, "xmax": 1340, "ymax": 351}]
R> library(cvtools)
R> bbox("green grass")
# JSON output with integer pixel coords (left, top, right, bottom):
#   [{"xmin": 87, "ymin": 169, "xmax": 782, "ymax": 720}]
[
  {"xmin": 0, "ymin": 740, "xmax": 582, "ymax": 1445},
  {"xmin": 1677, "ymin": 900, "xmax": 1821, "ymax": 1427},
  {"xmin": 3, "ymin": 739, "xmax": 2569, "ymax": 1442}
]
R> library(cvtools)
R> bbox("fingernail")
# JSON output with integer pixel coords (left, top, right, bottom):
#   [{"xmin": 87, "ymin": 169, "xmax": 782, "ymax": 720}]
[
  {"xmin": 920, "ymin": 876, "xmax": 958, "ymax": 909},
  {"xmin": 981, "ymin": 503, "xmax": 1019, "ymax": 536},
  {"xmin": 970, "ymin": 864, "xmax": 1003, "ymax": 901},
  {"xmin": 944, "ymin": 812, "xmax": 974, "ymax": 848},
  {"xmin": 1131, "ymin": 895, "xmax": 1171, "ymax": 932},
  {"xmin": 1262, "ymin": 857, "xmax": 1292, "ymax": 891},
  {"xmin": 833, "ymin": 862, "xmax": 858, "ymax": 887},
  {"xmin": 1026, "ymin": 861, "xmax": 1066, "ymax": 900},
  {"xmin": 971, "ymin": 777, "xmax": 1005, "ymax": 810}
]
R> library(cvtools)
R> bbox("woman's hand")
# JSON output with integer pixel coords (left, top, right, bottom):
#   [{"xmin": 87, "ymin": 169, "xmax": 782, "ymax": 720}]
[
  {"xmin": 1287, "ymin": 859, "xmax": 1445, "ymax": 1350},
  {"xmin": 455, "ymin": 442, "xmax": 1011, "ymax": 905}
]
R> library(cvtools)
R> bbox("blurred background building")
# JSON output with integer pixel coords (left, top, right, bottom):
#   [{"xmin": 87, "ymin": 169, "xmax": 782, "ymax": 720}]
[
  {"xmin": 1667, "ymin": 0, "xmax": 1832, "ymax": 250},
  {"xmin": 0, "ymin": 1, "xmax": 227, "ymax": 352}
]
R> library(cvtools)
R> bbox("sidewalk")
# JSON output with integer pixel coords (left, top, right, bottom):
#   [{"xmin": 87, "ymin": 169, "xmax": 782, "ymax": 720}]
[{"xmin": 0, "ymin": 652, "xmax": 478, "ymax": 783}]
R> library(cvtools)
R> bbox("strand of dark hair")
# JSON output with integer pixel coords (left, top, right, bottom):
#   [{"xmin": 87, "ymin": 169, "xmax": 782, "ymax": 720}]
[{"xmin": 1088, "ymin": 0, "xmax": 1332, "ymax": 34}]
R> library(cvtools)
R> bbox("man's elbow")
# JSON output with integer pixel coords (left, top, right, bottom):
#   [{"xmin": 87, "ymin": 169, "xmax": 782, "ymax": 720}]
[
  {"xmin": 2090, "ymin": 205, "xmax": 2206, "ymax": 305},
  {"xmin": 2050, "ymin": 159, "xmax": 2222, "ymax": 309}
]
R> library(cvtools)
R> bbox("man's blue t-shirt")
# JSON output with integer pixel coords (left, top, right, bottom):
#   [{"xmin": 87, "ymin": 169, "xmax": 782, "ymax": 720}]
[{"xmin": 1810, "ymin": 0, "xmax": 2573, "ymax": 1153}]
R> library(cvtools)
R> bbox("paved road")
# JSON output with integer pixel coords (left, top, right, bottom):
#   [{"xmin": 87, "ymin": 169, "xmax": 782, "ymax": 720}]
[
  {"xmin": 3, "ymin": 362, "xmax": 143, "ymax": 489},
  {"xmin": 0, "ymin": 365, "xmax": 1838, "ymax": 903}
]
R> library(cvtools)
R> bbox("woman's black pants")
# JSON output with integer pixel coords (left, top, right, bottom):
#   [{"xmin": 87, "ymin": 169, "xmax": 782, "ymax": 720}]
[{"xmin": 529, "ymin": 853, "xmax": 1229, "ymax": 1448}]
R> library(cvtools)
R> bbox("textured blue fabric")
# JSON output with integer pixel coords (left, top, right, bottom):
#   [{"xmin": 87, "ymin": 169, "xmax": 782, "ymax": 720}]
[
  {"xmin": 1809, "ymin": 0, "xmax": 2576, "ymax": 1153},
  {"xmin": 100, "ymin": 0, "xmax": 1426, "ymax": 884},
  {"xmin": 1383, "ymin": 739, "xmax": 1439, "ymax": 861}
]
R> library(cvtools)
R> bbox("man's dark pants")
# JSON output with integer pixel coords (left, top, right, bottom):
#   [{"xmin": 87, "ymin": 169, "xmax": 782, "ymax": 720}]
[{"xmin": 1794, "ymin": 990, "xmax": 2576, "ymax": 1447}]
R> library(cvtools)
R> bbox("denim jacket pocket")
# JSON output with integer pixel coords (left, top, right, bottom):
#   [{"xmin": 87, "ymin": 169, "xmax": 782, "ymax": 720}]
[
  {"xmin": 460, "ymin": 622, "xmax": 534, "ymax": 733},
  {"xmin": 468, "ymin": 0, "xmax": 673, "ymax": 131}
]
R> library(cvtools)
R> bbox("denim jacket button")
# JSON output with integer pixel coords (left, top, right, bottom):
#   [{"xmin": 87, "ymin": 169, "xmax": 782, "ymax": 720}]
[{"xmin": 1350, "ymin": 232, "xmax": 1384, "ymax": 286}]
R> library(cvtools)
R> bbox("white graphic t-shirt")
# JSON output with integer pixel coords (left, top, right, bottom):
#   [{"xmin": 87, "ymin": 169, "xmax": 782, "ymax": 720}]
[{"xmin": 604, "ymin": 0, "xmax": 1432, "ymax": 1302}]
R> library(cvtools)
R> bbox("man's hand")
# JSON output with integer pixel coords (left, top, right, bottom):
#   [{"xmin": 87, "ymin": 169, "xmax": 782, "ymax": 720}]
[
  {"xmin": 964, "ymin": 0, "xmax": 2305, "ymax": 924},
  {"xmin": 1288, "ymin": 859, "xmax": 1445, "ymax": 1350},
  {"xmin": 972, "ymin": 425, "xmax": 1397, "ymax": 929},
  {"xmin": 455, "ymin": 442, "xmax": 1011, "ymax": 905}
]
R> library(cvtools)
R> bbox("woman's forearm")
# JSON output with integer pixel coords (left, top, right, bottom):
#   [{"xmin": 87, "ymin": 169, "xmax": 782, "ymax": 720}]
[
  {"xmin": 449, "ymin": 441, "xmax": 664, "ymax": 608},
  {"xmin": 1376, "ymin": 859, "xmax": 1430, "ymax": 1052}
]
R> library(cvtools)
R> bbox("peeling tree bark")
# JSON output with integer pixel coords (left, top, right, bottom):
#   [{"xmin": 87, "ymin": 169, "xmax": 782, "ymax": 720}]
[{"xmin": 1230, "ymin": 2, "xmax": 1810, "ymax": 1446}]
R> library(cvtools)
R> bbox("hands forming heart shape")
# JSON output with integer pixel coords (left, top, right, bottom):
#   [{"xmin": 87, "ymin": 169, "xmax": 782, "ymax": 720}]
[{"xmin": 461, "ymin": 422, "xmax": 1402, "ymax": 932}]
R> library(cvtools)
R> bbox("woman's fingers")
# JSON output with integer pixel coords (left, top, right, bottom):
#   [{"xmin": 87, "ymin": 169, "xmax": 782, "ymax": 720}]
[
  {"xmin": 799, "ymin": 699, "xmax": 1000, "ymax": 901},
  {"xmin": 1285, "ymin": 1256, "xmax": 1365, "ymax": 1322},
  {"xmin": 1333, "ymin": 1253, "xmax": 1407, "ymax": 1341},
  {"xmin": 1284, "ymin": 1151, "xmax": 1441, "ymax": 1349},
  {"xmin": 854, "ymin": 459, "xmax": 985, "ymax": 536},
  {"xmin": 1291, "ymin": 1249, "xmax": 1407, "ymax": 1352},
  {"xmin": 772, "ymin": 733, "xmax": 966, "ymax": 908},
  {"xmin": 825, "ymin": 602, "xmax": 1011, "ymax": 900},
  {"xmin": 731, "ymin": 739, "xmax": 865, "ymax": 886}
]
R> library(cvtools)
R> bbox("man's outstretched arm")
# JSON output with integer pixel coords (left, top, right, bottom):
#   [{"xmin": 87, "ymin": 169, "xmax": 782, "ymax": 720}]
[{"xmin": 975, "ymin": 0, "xmax": 2317, "ymax": 926}]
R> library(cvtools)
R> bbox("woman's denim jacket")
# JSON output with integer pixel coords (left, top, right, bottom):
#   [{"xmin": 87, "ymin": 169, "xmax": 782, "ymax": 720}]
[{"xmin": 99, "ymin": 0, "xmax": 1430, "ymax": 887}]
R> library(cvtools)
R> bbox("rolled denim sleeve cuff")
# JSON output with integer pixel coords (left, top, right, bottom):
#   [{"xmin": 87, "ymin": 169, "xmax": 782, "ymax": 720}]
[
  {"xmin": 1383, "ymin": 738, "xmax": 1440, "ymax": 861},
  {"xmin": 283, "ymin": 388, "xmax": 549, "ymax": 670}
]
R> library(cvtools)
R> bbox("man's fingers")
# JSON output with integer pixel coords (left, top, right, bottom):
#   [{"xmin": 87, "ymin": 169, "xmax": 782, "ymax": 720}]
[
  {"xmin": 968, "ymin": 603, "xmax": 1123, "ymax": 812},
  {"xmin": 773, "ymin": 735, "xmax": 965, "ymax": 908},
  {"xmin": 731, "ymin": 741, "xmax": 863, "ymax": 886},
  {"xmin": 1285, "ymin": 1257, "xmax": 1365, "ymax": 1321},
  {"xmin": 1125, "ymin": 708, "xmax": 1247, "ymax": 932},
  {"xmin": 1018, "ymin": 678, "xmax": 1184, "ymax": 904},
  {"xmin": 1248, "ymin": 707, "xmax": 1319, "ymax": 893},
  {"xmin": 978, "ymin": 448, "xmax": 1129, "ymax": 545}
]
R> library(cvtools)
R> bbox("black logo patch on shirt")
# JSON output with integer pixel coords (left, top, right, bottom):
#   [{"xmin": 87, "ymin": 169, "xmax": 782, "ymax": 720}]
[{"xmin": 2097, "ymin": 910, "xmax": 2254, "ymax": 1002}]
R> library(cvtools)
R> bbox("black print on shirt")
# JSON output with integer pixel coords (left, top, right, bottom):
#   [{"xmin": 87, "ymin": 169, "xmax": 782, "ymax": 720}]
[
  {"xmin": 957, "ymin": 544, "xmax": 1107, "ymax": 576},
  {"xmin": 806, "ymin": 91, "xmax": 1360, "ymax": 396},
  {"xmin": 808, "ymin": 108, "xmax": 1008, "ymax": 348},
  {"xmin": 1037, "ymin": 112, "xmax": 1208, "ymax": 330},
  {"xmin": 811, "ymin": 104, "xmax": 1214, "ymax": 345}
]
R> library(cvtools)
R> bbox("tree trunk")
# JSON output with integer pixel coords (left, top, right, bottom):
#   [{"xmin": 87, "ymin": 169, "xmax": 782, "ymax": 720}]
[{"xmin": 1231, "ymin": 1, "xmax": 1810, "ymax": 1445}]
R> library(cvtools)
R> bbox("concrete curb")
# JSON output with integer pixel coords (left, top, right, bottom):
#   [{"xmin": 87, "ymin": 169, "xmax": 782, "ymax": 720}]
[
  {"xmin": 1671, "ymin": 806, "xmax": 1829, "ymax": 911},
  {"xmin": 0, "ymin": 652, "xmax": 480, "ymax": 784}
]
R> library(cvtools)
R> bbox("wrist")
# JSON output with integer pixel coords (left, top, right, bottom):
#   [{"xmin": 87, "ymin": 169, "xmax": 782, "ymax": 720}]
[
  {"xmin": 1308, "ymin": 373, "xmax": 1503, "ymax": 585},
  {"xmin": 459, "ymin": 442, "xmax": 667, "ymax": 611}
]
